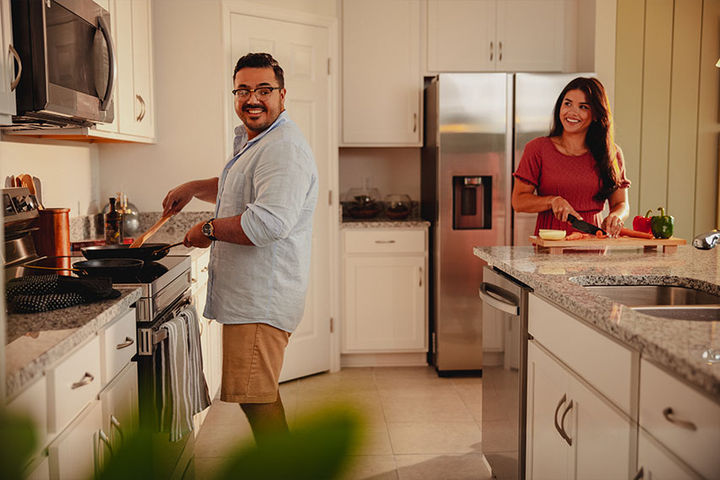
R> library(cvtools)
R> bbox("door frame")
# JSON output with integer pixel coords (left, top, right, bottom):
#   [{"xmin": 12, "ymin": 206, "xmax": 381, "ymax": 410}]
[{"xmin": 221, "ymin": 1, "xmax": 341, "ymax": 373}]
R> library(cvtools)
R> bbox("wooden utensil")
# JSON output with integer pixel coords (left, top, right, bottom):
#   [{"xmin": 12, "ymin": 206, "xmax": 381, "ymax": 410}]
[{"xmin": 130, "ymin": 214, "xmax": 172, "ymax": 248}]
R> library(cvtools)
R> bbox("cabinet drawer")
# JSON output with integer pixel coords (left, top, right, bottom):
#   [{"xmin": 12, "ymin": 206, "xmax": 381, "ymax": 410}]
[
  {"xmin": 7, "ymin": 376, "xmax": 48, "ymax": 452},
  {"xmin": 528, "ymin": 294, "xmax": 635, "ymax": 415},
  {"xmin": 48, "ymin": 336, "xmax": 102, "ymax": 433},
  {"xmin": 192, "ymin": 250, "xmax": 210, "ymax": 290},
  {"xmin": 345, "ymin": 230, "xmax": 425, "ymax": 254},
  {"xmin": 101, "ymin": 309, "xmax": 137, "ymax": 384},
  {"xmin": 639, "ymin": 360, "xmax": 720, "ymax": 479}
]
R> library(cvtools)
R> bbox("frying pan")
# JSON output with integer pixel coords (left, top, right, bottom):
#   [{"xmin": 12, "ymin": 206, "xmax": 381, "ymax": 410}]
[
  {"xmin": 81, "ymin": 242, "xmax": 183, "ymax": 262},
  {"xmin": 23, "ymin": 258, "xmax": 144, "ymax": 282}
]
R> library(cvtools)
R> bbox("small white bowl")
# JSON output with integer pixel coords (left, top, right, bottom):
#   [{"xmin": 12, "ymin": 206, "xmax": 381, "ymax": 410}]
[{"xmin": 538, "ymin": 229, "xmax": 567, "ymax": 240}]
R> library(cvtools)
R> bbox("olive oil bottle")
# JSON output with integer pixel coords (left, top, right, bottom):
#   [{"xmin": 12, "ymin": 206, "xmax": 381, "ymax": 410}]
[{"xmin": 104, "ymin": 197, "xmax": 124, "ymax": 245}]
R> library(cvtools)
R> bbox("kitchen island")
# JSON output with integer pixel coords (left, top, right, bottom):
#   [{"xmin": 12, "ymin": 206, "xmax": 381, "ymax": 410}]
[
  {"xmin": 474, "ymin": 245, "xmax": 720, "ymax": 396},
  {"xmin": 475, "ymin": 245, "xmax": 720, "ymax": 480}
]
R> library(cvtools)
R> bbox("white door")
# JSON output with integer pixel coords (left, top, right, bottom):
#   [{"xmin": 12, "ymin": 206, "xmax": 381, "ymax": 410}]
[{"xmin": 229, "ymin": 13, "xmax": 332, "ymax": 382}]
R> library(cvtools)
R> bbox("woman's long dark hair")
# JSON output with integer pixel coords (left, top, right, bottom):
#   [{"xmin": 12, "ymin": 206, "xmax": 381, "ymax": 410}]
[{"xmin": 549, "ymin": 77, "xmax": 618, "ymax": 202}]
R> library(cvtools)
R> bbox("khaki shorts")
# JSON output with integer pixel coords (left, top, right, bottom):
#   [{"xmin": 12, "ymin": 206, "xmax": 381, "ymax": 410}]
[{"xmin": 220, "ymin": 323, "xmax": 291, "ymax": 404}]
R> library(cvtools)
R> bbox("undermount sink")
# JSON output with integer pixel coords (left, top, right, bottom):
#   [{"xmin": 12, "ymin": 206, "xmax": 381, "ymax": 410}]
[{"xmin": 583, "ymin": 285, "xmax": 720, "ymax": 321}]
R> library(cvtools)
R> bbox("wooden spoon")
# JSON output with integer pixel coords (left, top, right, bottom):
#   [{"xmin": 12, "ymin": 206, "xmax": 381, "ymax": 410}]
[
  {"xmin": 130, "ymin": 214, "xmax": 172, "ymax": 248},
  {"xmin": 20, "ymin": 174, "xmax": 44, "ymax": 209}
]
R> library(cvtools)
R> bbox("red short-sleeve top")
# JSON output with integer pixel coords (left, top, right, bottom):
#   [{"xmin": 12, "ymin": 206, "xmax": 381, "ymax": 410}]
[{"xmin": 513, "ymin": 136, "xmax": 631, "ymax": 235}]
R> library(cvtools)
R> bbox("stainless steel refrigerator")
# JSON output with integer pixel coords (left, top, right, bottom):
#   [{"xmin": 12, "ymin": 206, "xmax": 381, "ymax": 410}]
[
  {"xmin": 421, "ymin": 72, "xmax": 585, "ymax": 372},
  {"xmin": 421, "ymin": 72, "xmax": 590, "ymax": 477}
]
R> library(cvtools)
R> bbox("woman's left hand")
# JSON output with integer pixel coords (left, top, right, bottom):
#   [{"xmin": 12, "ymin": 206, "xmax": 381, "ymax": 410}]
[{"xmin": 602, "ymin": 214, "xmax": 624, "ymax": 237}]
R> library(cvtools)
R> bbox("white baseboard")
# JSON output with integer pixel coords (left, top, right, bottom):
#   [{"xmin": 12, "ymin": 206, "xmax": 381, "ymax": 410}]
[{"xmin": 341, "ymin": 352, "xmax": 428, "ymax": 368}]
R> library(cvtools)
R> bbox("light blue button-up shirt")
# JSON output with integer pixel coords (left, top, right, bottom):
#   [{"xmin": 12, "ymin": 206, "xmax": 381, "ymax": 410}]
[{"xmin": 203, "ymin": 111, "xmax": 318, "ymax": 332}]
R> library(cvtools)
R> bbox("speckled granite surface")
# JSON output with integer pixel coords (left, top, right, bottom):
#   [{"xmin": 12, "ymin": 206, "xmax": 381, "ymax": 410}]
[
  {"xmin": 341, "ymin": 220, "xmax": 430, "ymax": 229},
  {"xmin": 473, "ymin": 245, "xmax": 720, "ymax": 399},
  {"xmin": 5, "ymin": 288, "xmax": 142, "ymax": 399}
]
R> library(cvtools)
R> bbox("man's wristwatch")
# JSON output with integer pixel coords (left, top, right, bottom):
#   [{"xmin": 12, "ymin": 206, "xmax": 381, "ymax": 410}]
[{"xmin": 201, "ymin": 218, "xmax": 217, "ymax": 241}]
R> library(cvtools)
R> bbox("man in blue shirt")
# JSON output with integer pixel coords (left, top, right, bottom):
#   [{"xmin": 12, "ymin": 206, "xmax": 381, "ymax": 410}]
[{"xmin": 162, "ymin": 53, "xmax": 318, "ymax": 443}]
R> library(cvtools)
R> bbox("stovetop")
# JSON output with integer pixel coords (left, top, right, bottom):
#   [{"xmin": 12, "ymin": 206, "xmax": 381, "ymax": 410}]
[{"xmin": 114, "ymin": 255, "xmax": 191, "ymax": 297}]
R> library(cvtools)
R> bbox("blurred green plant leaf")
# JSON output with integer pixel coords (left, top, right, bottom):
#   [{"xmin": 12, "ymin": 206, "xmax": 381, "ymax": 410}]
[{"xmin": 0, "ymin": 408, "xmax": 37, "ymax": 480}]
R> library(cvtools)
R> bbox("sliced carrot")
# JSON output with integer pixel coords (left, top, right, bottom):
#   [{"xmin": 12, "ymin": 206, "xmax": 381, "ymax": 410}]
[
  {"xmin": 566, "ymin": 232, "xmax": 584, "ymax": 241},
  {"xmin": 619, "ymin": 227, "xmax": 654, "ymax": 239},
  {"xmin": 596, "ymin": 230, "xmax": 608, "ymax": 239}
]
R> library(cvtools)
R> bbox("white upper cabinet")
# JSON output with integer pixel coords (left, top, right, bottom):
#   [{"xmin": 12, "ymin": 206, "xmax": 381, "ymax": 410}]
[
  {"xmin": 342, "ymin": 0, "xmax": 422, "ymax": 146},
  {"xmin": 427, "ymin": 0, "xmax": 573, "ymax": 72},
  {"xmin": 95, "ymin": 0, "xmax": 155, "ymax": 141},
  {"xmin": 0, "ymin": 0, "xmax": 19, "ymax": 123}
]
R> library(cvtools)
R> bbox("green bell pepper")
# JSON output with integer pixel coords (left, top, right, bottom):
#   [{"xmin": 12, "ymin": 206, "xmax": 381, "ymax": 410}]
[{"xmin": 651, "ymin": 207, "xmax": 674, "ymax": 239}]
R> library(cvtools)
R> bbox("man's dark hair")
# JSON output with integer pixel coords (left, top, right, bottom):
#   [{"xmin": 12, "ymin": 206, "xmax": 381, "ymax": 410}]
[{"xmin": 233, "ymin": 53, "xmax": 284, "ymax": 88}]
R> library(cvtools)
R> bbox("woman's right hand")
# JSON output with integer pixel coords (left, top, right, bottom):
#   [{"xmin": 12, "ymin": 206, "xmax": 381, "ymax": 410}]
[
  {"xmin": 550, "ymin": 196, "xmax": 582, "ymax": 223},
  {"xmin": 162, "ymin": 182, "xmax": 196, "ymax": 217}
]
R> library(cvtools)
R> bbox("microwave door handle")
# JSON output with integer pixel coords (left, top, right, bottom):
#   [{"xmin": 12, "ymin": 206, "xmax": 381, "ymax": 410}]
[
  {"xmin": 8, "ymin": 44, "xmax": 22, "ymax": 91},
  {"xmin": 96, "ymin": 14, "xmax": 116, "ymax": 111}
]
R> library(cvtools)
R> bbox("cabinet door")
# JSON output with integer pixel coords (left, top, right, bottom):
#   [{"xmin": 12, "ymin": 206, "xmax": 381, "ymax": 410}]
[
  {"xmin": 526, "ymin": 341, "xmax": 571, "ymax": 480},
  {"xmin": 342, "ymin": 0, "xmax": 421, "ymax": 145},
  {"xmin": 570, "ymin": 369, "xmax": 632, "ymax": 480},
  {"xmin": 427, "ymin": 0, "xmax": 496, "ymax": 72},
  {"xmin": 0, "ymin": 0, "xmax": 16, "ymax": 121},
  {"xmin": 637, "ymin": 429, "xmax": 703, "ymax": 480},
  {"xmin": 48, "ymin": 400, "xmax": 105, "ymax": 480},
  {"xmin": 99, "ymin": 362, "xmax": 138, "ymax": 450},
  {"xmin": 496, "ymin": 0, "xmax": 565, "ymax": 72},
  {"xmin": 116, "ymin": 0, "xmax": 155, "ymax": 138},
  {"xmin": 343, "ymin": 255, "xmax": 426, "ymax": 352}
]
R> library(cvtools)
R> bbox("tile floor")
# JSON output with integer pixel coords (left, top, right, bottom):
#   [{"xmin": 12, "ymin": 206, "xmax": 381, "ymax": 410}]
[{"xmin": 193, "ymin": 366, "xmax": 493, "ymax": 479}]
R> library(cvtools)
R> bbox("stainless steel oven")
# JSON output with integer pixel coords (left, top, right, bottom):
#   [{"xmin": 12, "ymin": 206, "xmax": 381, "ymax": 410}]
[{"xmin": 10, "ymin": 0, "xmax": 116, "ymax": 127}]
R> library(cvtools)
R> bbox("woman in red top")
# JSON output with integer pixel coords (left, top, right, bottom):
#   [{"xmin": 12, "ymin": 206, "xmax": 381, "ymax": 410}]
[{"xmin": 512, "ymin": 77, "xmax": 630, "ymax": 237}]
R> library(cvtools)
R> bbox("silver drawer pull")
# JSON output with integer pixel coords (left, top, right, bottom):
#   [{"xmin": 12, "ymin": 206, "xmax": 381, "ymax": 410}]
[
  {"xmin": 99, "ymin": 429, "xmax": 113, "ymax": 454},
  {"xmin": 116, "ymin": 336, "xmax": 134, "ymax": 349},
  {"xmin": 662, "ymin": 407, "xmax": 697, "ymax": 431},
  {"xmin": 375, "ymin": 240, "xmax": 396, "ymax": 244},
  {"xmin": 110, "ymin": 414, "xmax": 124, "ymax": 442},
  {"xmin": 71, "ymin": 372, "xmax": 95, "ymax": 389}
]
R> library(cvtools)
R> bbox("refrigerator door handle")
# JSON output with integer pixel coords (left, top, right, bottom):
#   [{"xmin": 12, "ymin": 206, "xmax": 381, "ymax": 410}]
[{"xmin": 479, "ymin": 282, "xmax": 519, "ymax": 316}]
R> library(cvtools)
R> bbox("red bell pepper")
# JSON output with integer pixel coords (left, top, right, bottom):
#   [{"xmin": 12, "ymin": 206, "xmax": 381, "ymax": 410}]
[{"xmin": 632, "ymin": 210, "xmax": 653, "ymax": 234}]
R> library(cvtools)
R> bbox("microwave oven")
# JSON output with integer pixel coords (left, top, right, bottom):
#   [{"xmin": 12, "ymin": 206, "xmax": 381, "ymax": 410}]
[{"xmin": 9, "ymin": 0, "xmax": 115, "ymax": 127}]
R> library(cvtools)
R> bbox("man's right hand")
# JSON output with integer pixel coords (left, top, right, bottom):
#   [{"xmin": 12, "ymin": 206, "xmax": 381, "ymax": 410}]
[{"xmin": 162, "ymin": 182, "xmax": 196, "ymax": 217}]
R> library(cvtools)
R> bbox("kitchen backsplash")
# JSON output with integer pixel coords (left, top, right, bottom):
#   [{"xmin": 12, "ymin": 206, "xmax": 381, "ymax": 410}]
[{"xmin": 69, "ymin": 211, "xmax": 213, "ymax": 242}]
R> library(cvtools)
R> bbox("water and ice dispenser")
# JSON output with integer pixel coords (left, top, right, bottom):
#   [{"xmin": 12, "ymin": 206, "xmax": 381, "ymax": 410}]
[{"xmin": 452, "ymin": 175, "xmax": 492, "ymax": 230}]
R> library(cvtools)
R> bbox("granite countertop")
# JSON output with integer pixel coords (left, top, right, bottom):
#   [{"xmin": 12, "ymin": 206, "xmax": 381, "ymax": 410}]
[
  {"xmin": 5, "ymin": 287, "xmax": 142, "ymax": 399},
  {"xmin": 341, "ymin": 219, "xmax": 430, "ymax": 229},
  {"xmin": 474, "ymin": 245, "xmax": 720, "ymax": 399}
]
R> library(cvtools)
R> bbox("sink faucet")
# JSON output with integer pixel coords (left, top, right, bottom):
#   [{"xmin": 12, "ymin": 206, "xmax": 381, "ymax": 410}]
[{"xmin": 693, "ymin": 230, "xmax": 720, "ymax": 249}]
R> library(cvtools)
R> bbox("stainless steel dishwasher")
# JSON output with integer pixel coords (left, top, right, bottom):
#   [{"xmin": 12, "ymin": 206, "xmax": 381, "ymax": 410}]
[{"xmin": 478, "ymin": 266, "xmax": 531, "ymax": 480}]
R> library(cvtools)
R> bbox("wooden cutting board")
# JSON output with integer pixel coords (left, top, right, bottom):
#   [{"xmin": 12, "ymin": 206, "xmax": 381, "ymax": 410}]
[{"xmin": 530, "ymin": 236, "xmax": 686, "ymax": 254}]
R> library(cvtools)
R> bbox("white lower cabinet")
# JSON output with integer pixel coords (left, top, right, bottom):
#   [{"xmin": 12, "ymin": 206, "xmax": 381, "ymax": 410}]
[
  {"xmin": 47, "ymin": 400, "xmax": 105, "ymax": 480},
  {"xmin": 99, "ymin": 362, "xmax": 139, "ymax": 450},
  {"xmin": 342, "ymin": 229, "xmax": 428, "ymax": 356},
  {"xmin": 637, "ymin": 428, "xmax": 702, "ymax": 480},
  {"xmin": 526, "ymin": 340, "xmax": 632, "ymax": 480}
]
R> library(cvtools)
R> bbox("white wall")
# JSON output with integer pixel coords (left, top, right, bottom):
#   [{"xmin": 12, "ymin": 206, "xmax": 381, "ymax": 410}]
[
  {"xmin": 339, "ymin": 148, "xmax": 421, "ymax": 201},
  {"xmin": 97, "ymin": 0, "xmax": 337, "ymax": 212},
  {"xmin": 0, "ymin": 137, "xmax": 100, "ymax": 217}
]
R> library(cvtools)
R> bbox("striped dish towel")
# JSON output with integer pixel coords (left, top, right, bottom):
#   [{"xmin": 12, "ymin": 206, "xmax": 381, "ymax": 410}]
[{"xmin": 159, "ymin": 305, "xmax": 211, "ymax": 441}]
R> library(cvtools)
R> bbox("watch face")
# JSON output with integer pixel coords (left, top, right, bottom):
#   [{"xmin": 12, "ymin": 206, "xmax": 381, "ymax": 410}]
[{"xmin": 202, "ymin": 222, "xmax": 213, "ymax": 236}]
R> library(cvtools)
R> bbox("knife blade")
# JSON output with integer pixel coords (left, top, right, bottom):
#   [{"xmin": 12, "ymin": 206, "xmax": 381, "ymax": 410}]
[{"xmin": 567, "ymin": 214, "xmax": 606, "ymax": 235}]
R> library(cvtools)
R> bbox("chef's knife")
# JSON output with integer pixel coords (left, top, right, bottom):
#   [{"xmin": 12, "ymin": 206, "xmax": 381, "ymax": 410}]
[{"xmin": 567, "ymin": 214, "xmax": 606, "ymax": 235}]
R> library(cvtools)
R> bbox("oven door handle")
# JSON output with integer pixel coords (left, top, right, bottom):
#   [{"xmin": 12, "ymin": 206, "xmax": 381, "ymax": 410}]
[
  {"xmin": 96, "ymin": 14, "xmax": 116, "ymax": 111},
  {"xmin": 479, "ymin": 283, "xmax": 519, "ymax": 316}
]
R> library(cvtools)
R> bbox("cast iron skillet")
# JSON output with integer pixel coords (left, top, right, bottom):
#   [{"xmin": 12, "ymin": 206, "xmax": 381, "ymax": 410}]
[
  {"xmin": 81, "ymin": 242, "xmax": 182, "ymax": 262},
  {"xmin": 23, "ymin": 258, "xmax": 145, "ymax": 282}
]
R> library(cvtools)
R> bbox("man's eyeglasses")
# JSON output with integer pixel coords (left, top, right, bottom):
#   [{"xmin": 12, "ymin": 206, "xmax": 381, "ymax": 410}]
[{"xmin": 232, "ymin": 86, "xmax": 282, "ymax": 99}]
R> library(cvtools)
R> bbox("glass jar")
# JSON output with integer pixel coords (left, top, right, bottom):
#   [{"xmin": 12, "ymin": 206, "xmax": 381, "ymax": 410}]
[{"xmin": 384, "ymin": 194, "xmax": 412, "ymax": 220}]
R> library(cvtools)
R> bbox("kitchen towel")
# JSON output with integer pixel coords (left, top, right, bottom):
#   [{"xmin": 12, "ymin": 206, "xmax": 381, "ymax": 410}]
[{"xmin": 159, "ymin": 305, "xmax": 211, "ymax": 441}]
